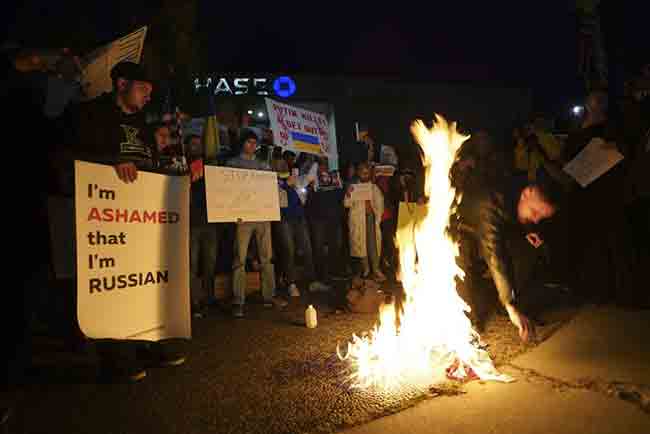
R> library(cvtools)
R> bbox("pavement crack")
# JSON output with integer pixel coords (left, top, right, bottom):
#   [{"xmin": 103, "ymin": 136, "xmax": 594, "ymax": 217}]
[{"xmin": 506, "ymin": 364, "xmax": 650, "ymax": 414}]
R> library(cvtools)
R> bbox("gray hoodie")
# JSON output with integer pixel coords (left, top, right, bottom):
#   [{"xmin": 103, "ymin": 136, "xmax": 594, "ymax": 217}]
[{"xmin": 226, "ymin": 154, "xmax": 271, "ymax": 171}]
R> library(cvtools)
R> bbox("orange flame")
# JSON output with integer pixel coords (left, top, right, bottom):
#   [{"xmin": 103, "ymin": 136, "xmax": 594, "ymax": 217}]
[{"xmin": 339, "ymin": 115, "xmax": 512, "ymax": 390}]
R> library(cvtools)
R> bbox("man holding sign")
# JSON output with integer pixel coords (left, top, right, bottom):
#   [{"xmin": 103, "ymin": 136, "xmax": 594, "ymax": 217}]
[
  {"xmin": 226, "ymin": 131, "xmax": 287, "ymax": 318},
  {"xmin": 65, "ymin": 62, "xmax": 194, "ymax": 383}
]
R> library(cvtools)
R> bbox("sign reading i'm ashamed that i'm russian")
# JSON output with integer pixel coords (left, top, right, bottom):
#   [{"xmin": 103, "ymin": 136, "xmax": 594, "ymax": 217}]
[{"xmin": 74, "ymin": 161, "xmax": 191, "ymax": 341}]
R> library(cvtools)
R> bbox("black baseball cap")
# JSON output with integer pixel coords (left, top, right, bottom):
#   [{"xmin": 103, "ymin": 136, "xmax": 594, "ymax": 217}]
[{"xmin": 110, "ymin": 61, "xmax": 151, "ymax": 83}]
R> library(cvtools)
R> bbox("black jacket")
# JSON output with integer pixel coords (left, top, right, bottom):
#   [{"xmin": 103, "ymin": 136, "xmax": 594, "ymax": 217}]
[
  {"xmin": 456, "ymin": 177, "xmax": 527, "ymax": 307},
  {"xmin": 306, "ymin": 187, "xmax": 344, "ymax": 221},
  {"xmin": 63, "ymin": 92, "xmax": 155, "ymax": 168}
]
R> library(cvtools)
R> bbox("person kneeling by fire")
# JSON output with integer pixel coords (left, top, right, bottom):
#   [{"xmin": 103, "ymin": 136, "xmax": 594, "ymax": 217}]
[{"xmin": 447, "ymin": 168, "xmax": 561, "ymax": 342}]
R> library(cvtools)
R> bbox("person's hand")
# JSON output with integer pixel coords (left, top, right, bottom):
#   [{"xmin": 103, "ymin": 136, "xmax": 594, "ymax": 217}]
[
  {"xmin": 190, "ymin": 159, "xmax": 204, "ymax": 182},
  {"xmin": 526, "ymin": 232, "xmax": 544, "ymax": 249},
  {"xmin": 365, "ymin": 200, "xmax": 373, "ymax": 213},
  {"xmin": 416, "ymin": 196, "xmax": 426, "ymax": 206},
  {"xmin": 190, "ymin": 167, "xmax": 203, "ymax": 182},
  {"xmin": 506, "ymin": 303, "xmax": 536, "ymax": 343},
  {"xmin": 287, "ymin": 175, "xmax": 297, "ymax": 187},
  {"xmin": 114, "ymin": 162, "xmax": 138, "ymax": 183},
  {"xmin": 346, "ymin": 186, "xmax": 353, "ymax": 199}
]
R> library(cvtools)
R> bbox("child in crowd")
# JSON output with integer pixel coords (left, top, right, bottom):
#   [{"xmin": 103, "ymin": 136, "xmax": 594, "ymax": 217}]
[{"xmin": 344, "ymin": 162, "xmax": 386, "ymax": 281}]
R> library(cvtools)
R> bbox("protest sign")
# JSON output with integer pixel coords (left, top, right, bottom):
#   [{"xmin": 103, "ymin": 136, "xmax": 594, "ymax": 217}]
[
  {"xmin": 563, "ymin": 138, "xmax": 624, "ymax": 188},
  {"xmin": 75, "ymin": 161, "xmax": 190, "ymax": 341},
  {"xmin": 374, "ymin": 165, "xmax": 396, "ymax": 177},
  {"xmin": 265, "ymin": 98, "xmax": 331, "ymax": 155},
  {"xmin": 348, "ymin": 183, "xmax": 373, "ymax": 201},
  {"xmin": 204, "ymin": 166, "xmax": 280, "ymax": 222},
  {"xmin": 315, "ymin": 170, "xmax": 342, "ymax": 191},
  {"xmin": 379, "ymin": 145, "xmax": 399, "ymax": 166},
  {"xmin": 81, "ymin": 26, "xmax": 148, "ymax": 101}
]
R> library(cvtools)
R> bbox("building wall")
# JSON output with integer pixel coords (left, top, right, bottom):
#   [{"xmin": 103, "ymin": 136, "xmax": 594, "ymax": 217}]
[
  {"xmin": 190, "ymin": 74, "xmax": 533, "ymax": 168},
  {"xmin": 291, "ymin": 76, "xmax": 533, "ymax": 167}
]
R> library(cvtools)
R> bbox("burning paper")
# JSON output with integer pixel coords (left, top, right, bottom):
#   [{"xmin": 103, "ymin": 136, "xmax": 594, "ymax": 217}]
[{"xmin": 339, "ymin": 115, "xmax": 513, "ymax": 390}]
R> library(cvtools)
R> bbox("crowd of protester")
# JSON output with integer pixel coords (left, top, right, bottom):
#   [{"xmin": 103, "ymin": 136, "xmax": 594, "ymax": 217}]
[
  {"xmin": 3, "ymin": 40, "xmax": 649, "ymax": 408},
  {"xmin": 448, "ymin": 69, "xmax": 650, "ymax": 335}
]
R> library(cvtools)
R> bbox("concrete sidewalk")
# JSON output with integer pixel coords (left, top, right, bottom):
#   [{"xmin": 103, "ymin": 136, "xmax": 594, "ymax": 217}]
[{"xmin": 346, "ymin": 307, "xmax": 650, "ymax": 434}]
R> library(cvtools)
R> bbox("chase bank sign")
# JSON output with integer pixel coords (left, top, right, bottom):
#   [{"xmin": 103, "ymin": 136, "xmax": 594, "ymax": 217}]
[{"xmin": 193, "ymin": 75, "xmax": 297, "ymax": 98}]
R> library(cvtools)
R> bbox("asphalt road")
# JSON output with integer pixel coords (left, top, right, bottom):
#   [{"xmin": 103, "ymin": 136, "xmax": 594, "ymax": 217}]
[{"xmin": 6, "ymin": 284, "xmax": 577, "ymax": 434}]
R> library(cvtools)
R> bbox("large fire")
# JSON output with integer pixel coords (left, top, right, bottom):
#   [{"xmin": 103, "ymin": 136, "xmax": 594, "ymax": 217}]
[{"xmin": 339, "ymin": 115, "xmax": 512, "ymax": 390}]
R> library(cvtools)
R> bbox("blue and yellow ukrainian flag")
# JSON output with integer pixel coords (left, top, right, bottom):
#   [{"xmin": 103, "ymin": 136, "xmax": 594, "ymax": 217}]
[
  {"xmin": 291, "ymin": 131, "xmax": 321, "ymax": 155},
  {"xmin": 203, "ymin": 94, "xmax": 220, "ymax": 160}
]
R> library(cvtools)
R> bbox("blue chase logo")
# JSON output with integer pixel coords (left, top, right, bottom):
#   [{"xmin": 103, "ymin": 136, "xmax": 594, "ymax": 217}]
[
  {"xmin": 194, "ymin": 75, "xmax": 297, "ymax": 98},
  {"xmin": 273, "ymin": 76, "xmax": 297, "ymax": 98}
]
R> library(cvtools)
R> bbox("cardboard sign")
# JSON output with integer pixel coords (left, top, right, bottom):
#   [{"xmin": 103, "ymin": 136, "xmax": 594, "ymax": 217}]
[
  {"xmin": 204, "ymin": 166, "xmax": 280, "ymax": 222},
  {"xmin": 74, "ymin": 161, "xmax": 190, "ymax": 341},
  {"xmin": 374, "ymin": 165, "xmax": 396, "ymax": 177},
  {"xmin": 81, "ymin": 27, "xmax": 148, "ymax": 101},
  {"xmin": 563, "ymin": 138, "xmax": 624, "ymax": 187},
  {"xmin": 379, "ymin": 145, "xmax": 399, "ymax": 166},
  {"xmin": 315, "ymin": 170, "xmax": 342, "ymax": 191},
  {"xmin": 265, "ymin": 98, "xmax": 331, "ymax": 155},
  {"xmin": 349, "ymin": 183, "xmax": 373, "ymax": 201}
]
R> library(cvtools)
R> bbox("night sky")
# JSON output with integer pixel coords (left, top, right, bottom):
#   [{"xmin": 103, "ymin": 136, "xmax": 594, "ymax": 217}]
[{"xmin": 4, "ymin": 1, "xmax": 646, "ymax": 113}]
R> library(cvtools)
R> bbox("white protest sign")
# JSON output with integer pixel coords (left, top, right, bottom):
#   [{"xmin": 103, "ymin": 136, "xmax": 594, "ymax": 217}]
[
  {"xmin": 562, "ymin": 138, "xmax": 624, "ymax": 188},
  {"xmin": 75, "ymin": 161, "xmax": 190, "ymax": 341},
  {"xmin": 205, "ymin": 166, "xmax": 280, "ymax": 222},
  {"xmin": 81, "ymin": 26, "xmax": 148, "ymax": 101},
  {"xmin": 265, "ymin": 98, "xmax": 331, "ymax": 155},
  {"xmin": 380, "ymin": 145, "xmax": 399, "ymax": 166},
  {"xmin": 349, "ymin": 183, "xmax": 373, "ymax": 201},
  {"xmin": 374, "ymin": 165, "xmax": 396, "ymax": 177}
]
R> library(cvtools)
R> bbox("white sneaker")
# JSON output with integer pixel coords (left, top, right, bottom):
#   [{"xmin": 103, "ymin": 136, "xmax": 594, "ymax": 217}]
[{"xmin": 288, "ymin": 283, "xmax": 301, "ymax": 297}]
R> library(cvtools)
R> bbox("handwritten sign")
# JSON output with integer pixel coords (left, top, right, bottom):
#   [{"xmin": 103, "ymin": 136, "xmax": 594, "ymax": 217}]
[
  {"xmin": 265, "ymin": 98, "xmax": 331, "ymax": 155},
  {"xmin": 563, "ymin": 138, "xmax": 624, "ymax": 188},
  {"xmin": 374, "ymin": 165, "xmax": 396, "ymax": 177},
  {"xmin": 81, "ymin": 27, "xmax": 148, "ymax": 101},
  {"xmin": 204, "ymin": 166, "xmax": 280, "ymax": 222},
  {"xmin": 349, "ymin": 183, "xmax": 373, "ymax": 202},
  {"xmin": 379, "ymin": 145, "xmax": 399, "ymax": 166},
  {"xmin": 75, "ymin": 161, "xmax": 190, "ymax": 341}
]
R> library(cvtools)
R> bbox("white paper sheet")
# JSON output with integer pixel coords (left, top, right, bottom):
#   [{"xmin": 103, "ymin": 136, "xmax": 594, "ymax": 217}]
[{"xmin": 562, "ymin": 138, "xmax": 624, "ymax": 188}]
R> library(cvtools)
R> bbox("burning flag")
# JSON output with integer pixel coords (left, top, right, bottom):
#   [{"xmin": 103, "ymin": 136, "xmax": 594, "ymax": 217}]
[{"xmin": 339, "ymin": 115, "xmax": 512, "ymax": 390}]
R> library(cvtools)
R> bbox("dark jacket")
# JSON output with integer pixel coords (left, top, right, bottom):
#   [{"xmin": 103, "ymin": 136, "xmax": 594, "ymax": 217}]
[
  {"xmin": 306, "ymin": 186, "xmax": 344, "ymax": 221},
  {"xmin": 63, "ymin": 92, "xmax": 155, "ymax": 169},
  {"xmin": 456, "ymin": 177, "xmax": 528, "ymax": 307},
  {"xmin": 279, "ymin": 181, "xmax": 305, "ymax": 221}
]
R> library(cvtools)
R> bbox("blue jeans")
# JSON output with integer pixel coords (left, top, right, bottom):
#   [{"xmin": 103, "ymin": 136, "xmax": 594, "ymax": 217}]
[{"xmin": 274, "ymin": 217, "xmax": 314, "ymax": 284}]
